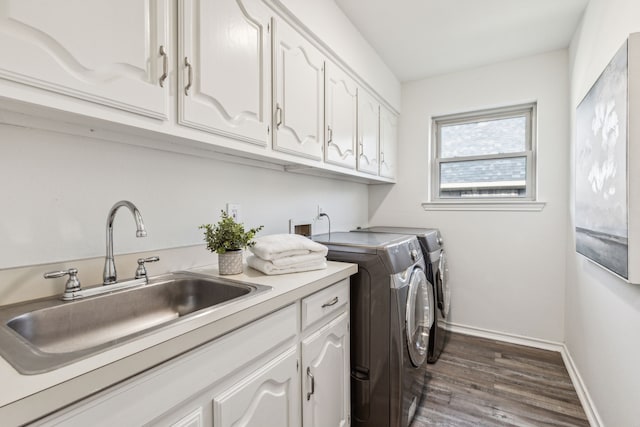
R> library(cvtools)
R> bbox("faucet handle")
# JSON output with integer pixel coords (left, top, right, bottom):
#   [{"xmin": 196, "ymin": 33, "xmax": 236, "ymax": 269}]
[
  {"xmin": 44, "ymin": 268, "xmax": 82, "ymax": 300},
  {"xmin": 135, "ymin": 256, "xmax": 160, "ymax": 280}
]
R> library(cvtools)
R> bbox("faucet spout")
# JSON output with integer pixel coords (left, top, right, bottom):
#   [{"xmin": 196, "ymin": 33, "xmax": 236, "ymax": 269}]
[{"xmin": 104, "ymin": 200, "xmax": 147, "ymax": 285}]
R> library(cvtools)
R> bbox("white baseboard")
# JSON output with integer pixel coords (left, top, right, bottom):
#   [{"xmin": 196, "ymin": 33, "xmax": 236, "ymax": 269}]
[
  {"xmin": 559, "ymin": 344, "xmax": 604, "ymax": 427},
  {"xmin": 443, "ymin": 321, "xmax": 564, "ymax": 352},
  {"xmin": 443, "ymin": 321, "xmax": 602, "ymax": 427}
]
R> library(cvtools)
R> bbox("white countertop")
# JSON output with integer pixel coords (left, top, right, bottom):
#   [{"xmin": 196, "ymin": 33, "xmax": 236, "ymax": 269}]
[{"xmin": 0, "ymin": 261, "xmax": 357, "ymax": 426}]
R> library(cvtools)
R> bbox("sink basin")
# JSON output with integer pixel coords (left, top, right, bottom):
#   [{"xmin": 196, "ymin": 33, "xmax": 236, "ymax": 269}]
[{"xmin": 0, "ymin": 272, "xmax": 270, "ymax": 374}]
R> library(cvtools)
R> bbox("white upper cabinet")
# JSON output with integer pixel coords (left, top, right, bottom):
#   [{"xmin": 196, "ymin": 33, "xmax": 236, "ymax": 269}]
[
  {"xmin": 379, "ymin": 105, "xmax": 398, "ymax": 179},
  {"xmin": 357, "ymin": 89, "xmax": 380, "ymax": 175},
  {"xmin": 0, "ymin": 0, "xmax": 170, "ymax": 119},
  {"xmin": 179, "ymin": 0, "xmax": 271, "ymax": 145},
  {"xmin": 325, "ymin": 62, "xmax": 357, "ymax": 169},
  {"xmin": 273, "ymin": 18, "xmax": 325, "ymax": 160}
]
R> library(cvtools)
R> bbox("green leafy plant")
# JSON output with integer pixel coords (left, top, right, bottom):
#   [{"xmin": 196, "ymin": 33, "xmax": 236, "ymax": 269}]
[{"xmin": 199, "ymin": 210, "xmax": 264, "ymax": 254}]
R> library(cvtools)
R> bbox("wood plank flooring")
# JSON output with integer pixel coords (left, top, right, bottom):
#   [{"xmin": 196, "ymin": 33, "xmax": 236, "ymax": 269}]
[{"xmin": 411, "ymin": 333, "xmax": 589, "ymax": 427}]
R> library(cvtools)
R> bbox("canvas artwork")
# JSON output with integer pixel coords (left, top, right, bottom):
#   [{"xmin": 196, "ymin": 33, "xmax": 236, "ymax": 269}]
[{"xmin": 575, "ymin": 41, "xmax": 629, "ymax": 279}]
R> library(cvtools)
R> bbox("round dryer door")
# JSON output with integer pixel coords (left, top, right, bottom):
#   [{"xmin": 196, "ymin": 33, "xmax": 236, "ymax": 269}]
[
  {"xmin": 438, "ymin": 250, "xmax": 450, "ymax": 318},
  {"xmin": 405, "ymin": 268, "xmax": 434, "ymax": 367}
]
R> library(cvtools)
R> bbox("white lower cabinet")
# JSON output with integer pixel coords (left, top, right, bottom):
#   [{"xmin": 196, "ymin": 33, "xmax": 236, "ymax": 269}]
[
  {"xmin": 300, "ymin": 280, "xmax": 351, "ymax": 427},
  {"xmin": 212, "ymin": 347, "xmax": 300, "ymax": 427},
  {"xmin": 302, "ymin": 312, "xmax": 350, "ymax": 427},
  {"xmin": 35, "ymin": 280, "xmax": 350, "ymax": 427}
]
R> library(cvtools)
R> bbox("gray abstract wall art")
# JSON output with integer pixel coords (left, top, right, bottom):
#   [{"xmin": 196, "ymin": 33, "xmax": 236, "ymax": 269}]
[{"xmin": 576, "ymin": 41, "xmax": 628, "ymax": 278}]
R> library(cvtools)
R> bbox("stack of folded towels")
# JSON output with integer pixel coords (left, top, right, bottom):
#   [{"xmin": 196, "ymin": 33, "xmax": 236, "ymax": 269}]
[{"xmin": 247, "ymin": 234, "xmax": 328, "ymax": 275}]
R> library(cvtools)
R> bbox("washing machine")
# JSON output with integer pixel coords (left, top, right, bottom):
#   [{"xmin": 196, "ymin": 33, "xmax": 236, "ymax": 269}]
[
  {"xmin": 353, "ymin": 227, "xmax": 450, "ymax": 363},
  {"xmin": 312, "ymin": 232, "xmax": 434, "ymax": 427}
]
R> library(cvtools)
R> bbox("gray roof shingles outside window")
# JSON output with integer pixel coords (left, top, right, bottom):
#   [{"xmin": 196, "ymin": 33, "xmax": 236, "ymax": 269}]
[
  {"xmin": 440, "ymin": 157, "xmax": 526, "ymax": 184},
  {"xmin": 440, "ymin": 117, "xmax": 527, "ymax": 184}
]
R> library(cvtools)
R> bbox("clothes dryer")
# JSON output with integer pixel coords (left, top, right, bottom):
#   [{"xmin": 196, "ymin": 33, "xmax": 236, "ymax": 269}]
[
  {"xmin": 313, "ymin": 232, "xmax": 434, "ymax": 427},
  {"xmin": 353, "ymin": 226, "xmax": 450, "ymax": 363}
]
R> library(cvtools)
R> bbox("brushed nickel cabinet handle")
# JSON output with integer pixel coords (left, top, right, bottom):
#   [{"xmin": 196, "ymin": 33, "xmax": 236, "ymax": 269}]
[
  {"xmin": 322, "ymin": 296, "xmax": 339, "ymax": 308},
  {"xmin": 275, "ymin": 104, "xmax": 282, "ymax": 128},
  {"xmin": 184, "ymin": 57, "xmax": 193, "ymax": 96},
  {"xmin": 159, "ymin": 46, "xmax": 168, "ymax": 87},
  {"xmin": 306, "ymin": 367, "xmax": 315, "ymax": 400},
  {"xmin": 327, "ymin": 126, "xmax": 333, "ymax": 143}
]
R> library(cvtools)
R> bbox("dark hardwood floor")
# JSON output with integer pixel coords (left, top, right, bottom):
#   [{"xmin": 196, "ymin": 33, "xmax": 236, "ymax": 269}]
[{"xmin": 412, "ymin": 333, "xmax": 590, "ymax": 427}]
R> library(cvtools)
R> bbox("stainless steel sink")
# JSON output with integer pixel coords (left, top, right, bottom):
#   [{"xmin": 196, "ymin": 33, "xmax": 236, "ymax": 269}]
[{"xmin": 0, "ymin": 272, "xmax": 270, "ymax": 374}]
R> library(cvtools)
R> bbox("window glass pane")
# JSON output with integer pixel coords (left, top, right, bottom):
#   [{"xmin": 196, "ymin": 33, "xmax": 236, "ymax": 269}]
[
  {"xmin": 439, "ymin": 157, "xmax": 527, "ymax": 198},
  {"xmin": 440, "ymin": 116, "xmax": 526, "ymax": 158}
]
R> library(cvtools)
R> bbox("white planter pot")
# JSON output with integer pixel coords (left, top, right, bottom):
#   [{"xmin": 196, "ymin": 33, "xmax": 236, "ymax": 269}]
[{"xmin": 218, "ymin": 250, "xmax": 243, "ymax": 275}]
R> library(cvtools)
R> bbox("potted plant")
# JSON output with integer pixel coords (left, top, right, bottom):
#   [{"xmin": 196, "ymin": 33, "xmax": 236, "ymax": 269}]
[{"xmin": 199, "ymin": 211, "xmax": 263, "ymax": 275}]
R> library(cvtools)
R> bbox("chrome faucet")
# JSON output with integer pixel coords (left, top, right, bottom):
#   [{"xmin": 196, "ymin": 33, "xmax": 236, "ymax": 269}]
[{"xmin": 103, "ymin": 200, "xmax": 147, "ymax": 285}]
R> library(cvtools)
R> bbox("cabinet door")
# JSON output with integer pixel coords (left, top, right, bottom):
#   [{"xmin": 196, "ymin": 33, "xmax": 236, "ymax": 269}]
[
  {"xmin": 379, "ymin": 106, "xmax": 398, "ymax": 179},
  {"xmin": 212, "ymin": 347, "xmax": 301, "ymax": 427},
  {"xmin": 0, "ymin": 0, "xmax": 169, "ymax": 119},
  {"xmin": 302, "ymin": 312, "xmax": 350, "ymax": 427},
  {"xmin": 357, "ymin": 90, "xmax": 379, "ymax": 175},
  {"xmin": 325, "ymin": 62, "xmax": 357, "ymax": 169},
  {"xmin": 273, "ymin": 18, "xmax": 324, "ymax": 160},
  {"xmin": 179, "ymin": 0, "xmax": 270, "ymax": 145}
]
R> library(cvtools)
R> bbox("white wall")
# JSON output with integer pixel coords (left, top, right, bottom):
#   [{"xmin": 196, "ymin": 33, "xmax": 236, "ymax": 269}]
[
  {"xmin": 277, "ymin": 0, "xmax": 401, "ymax": 111},
  {"xmin": 0, "ymin": 123, "xmax": 367, "ymax": 269},
  {"xmin": 567, "ymin": 1, "xmax": 640, "ymax": 425},
  {"xmin": 369, "ymin": 50, "xmax": 570, "ymax": 343}
]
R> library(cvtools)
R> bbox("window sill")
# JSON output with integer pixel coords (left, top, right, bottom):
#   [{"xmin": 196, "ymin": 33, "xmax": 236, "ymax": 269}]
[{"xmin": 421, "ymin": 201, "xmax": 546, "ymax": 212}]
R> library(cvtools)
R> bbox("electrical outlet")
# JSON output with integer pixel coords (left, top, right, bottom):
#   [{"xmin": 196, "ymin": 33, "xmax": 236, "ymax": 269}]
[
  {"xmin": 316, "ymin": 205, "xmax": 324, "ymax": 219},
  {"xmin": 226, "ymin": 203, "xmax": 241, "ymax": 222}
]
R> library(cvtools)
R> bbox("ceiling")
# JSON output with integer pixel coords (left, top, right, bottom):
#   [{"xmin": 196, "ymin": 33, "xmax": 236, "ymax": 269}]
[{"xmin": 334, "ymin": 0, "xmax": 589, "ymax": 82}]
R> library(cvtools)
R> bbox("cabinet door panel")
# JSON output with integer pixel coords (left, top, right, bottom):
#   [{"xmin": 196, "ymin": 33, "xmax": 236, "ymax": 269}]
[
  {"xmin": 213, "ymin": 347, "xmax": 300, "ymax": 427},
  {"xmin": 170, "ymin": 409, "xmax": 203, "ymax": 427},
  {"xmin": 302, "ymin": 312, "xmax": 350, "ymax": 427},
  {"xmin": 325, "ymin": 62, "xmax": 357, "ymax": 169},
  {"xmin": 0, "ymin": 0, "xmax": 169, "ymax": 119},
  {"xmin": 380, "ymin": 106, "xmax": 398, "ymax": 179},
  {"xmin": 180, "ymin": 0, "xmax": 270, "ymax": 145},
  {"xmin": 357, "ymin": 90, "xmax": 379, "ymax": 175},
  {"xmin": 273, "ymin": 18, "xmax": 324, "ymax": 160}
]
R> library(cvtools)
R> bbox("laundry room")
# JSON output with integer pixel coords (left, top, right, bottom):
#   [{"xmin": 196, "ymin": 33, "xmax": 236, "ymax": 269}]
[{"xmin": 0, "ymin": 0, "xmax": 638, "ymax": 426}]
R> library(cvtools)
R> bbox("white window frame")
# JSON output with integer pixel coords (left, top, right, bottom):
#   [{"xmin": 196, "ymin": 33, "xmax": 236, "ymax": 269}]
[{"xmin": 429, "ymin": 103, "xmax": 538, "ymax": 207}]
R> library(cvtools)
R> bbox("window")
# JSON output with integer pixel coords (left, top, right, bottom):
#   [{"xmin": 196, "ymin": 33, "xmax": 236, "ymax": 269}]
[{"xmin": 431, "ymin": 103, "xmax": 536, "ymax": 201}]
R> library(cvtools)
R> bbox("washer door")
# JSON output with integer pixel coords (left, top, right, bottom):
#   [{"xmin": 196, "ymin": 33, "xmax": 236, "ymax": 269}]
[
  {"xmin": 438, "ymin": 250, "xmax": 450, "ymax": 318},
  {"xmin": 405, "ymin": 268, "xmax": 434, "ymax": 367}
]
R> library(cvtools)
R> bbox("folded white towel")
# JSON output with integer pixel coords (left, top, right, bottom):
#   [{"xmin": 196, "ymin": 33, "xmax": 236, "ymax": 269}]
[
  {"xmin": 270, "ymin": 252, "xmax": 327, "ymax": 268},
  {"xmin": 247, "ymin": 255, "xmax": 327, "ymax": 275},
  {"xmin": 250, "ymin": 234, "xmax": 328, "ymax": 261}
]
